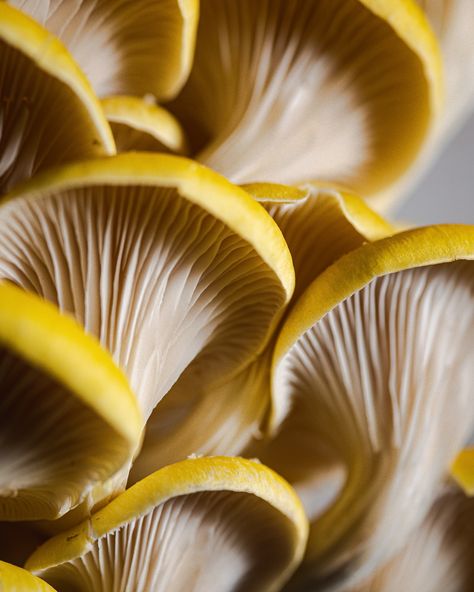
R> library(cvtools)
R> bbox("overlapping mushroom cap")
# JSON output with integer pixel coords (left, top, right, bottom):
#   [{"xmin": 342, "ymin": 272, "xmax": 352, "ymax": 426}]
[
  {"xmin": 130, "ymin": 183, "xmax": 393, "ymax": 481},
  {"xmin": 0, "ymin": 155, "xmax": 294, "ymax": 495},
  {"xmin": 8, "ymin": 0, "xmax": 198, "ymax": 101},
  {"xmin": 26, "ymin": 457, "xmax": 308, "ymax": 592},
  {"xmin": 166, "ymin": 0, "xmax": 441, "ymax": 203},
  {"xmin": 101, "ymin": 96, "xmax": 188, "ymax": 155},
  {"xmin": 0, "ymin": 283, "xmax": 141, "ymax": 522},
  {"xmin": 269, "ymin": 226, "xmax": 474, "ymax": 589},
  {"xmin": 0, "ymin": 3, "xmax": 115, "ymax": 195}
]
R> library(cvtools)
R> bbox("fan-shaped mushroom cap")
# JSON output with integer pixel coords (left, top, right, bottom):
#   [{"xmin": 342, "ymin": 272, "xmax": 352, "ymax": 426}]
[
  {"xmin": 0, "ymin": 283, "xmax": 141, "ymax": 522},
  {"xmin": 350, "ymin": 489, "xmax": 474, "ymax": 592},
  {"xmin": 0, "ymin": 4, "xmax": 115, "ymax": 196},
  {"xmin": 0, "ymin": 561, "xmax": 56, "ymax": 591},
  {"xmin": 271, "ymin": 226, "xmax": 474, "ymax": 588},
  {"xmin": 26, "ymin": 457, "xmax": 308, "ymax": 592},
  {"xmin": 9, "ymin": 0, "xmax": 198, "ymax": 100},
  {"xmin": 130, "ymin": 184, "xmax": 393, "ymax": 481},
  {"xmin": 167, "ymin": 0, "xmax": 441, "ymax": 202},
  {"xmin": 0, "ymin": 155, "xmax": 293, "ymax": 462},
  {"xmin": 255, "ymin": 183, "xmax": 394, "ymax": 304},
  {"xmin": 101, "ymin": 96, "xmax": 188, "ymax": 154}
]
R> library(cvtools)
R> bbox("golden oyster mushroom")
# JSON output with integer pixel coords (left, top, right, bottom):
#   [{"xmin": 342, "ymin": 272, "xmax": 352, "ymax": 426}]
[
  {"xmin": 0, "ymin": 4, "xmax": 114, "ymax": 195},
  {"xmin": 270, "ymin": 226, "xmax": 474, "ymax": 590},
  {"xmin": 0, "ymin": 561, "xmax": 56, "ymax": 591},
  {"xmin": 351, "ymin": 489, "xmax": 474, "ymax": 592},
  {"xmin": 26, "ymin": 457, "xmax": 308, "ymax": 592},
  {"xmin": 8, "ymin": 0, "xmax": 198, "ymax": 101},
  {"xmin": 0, "ymin": 283, "xmax": 141, "ymax": 522},
  {"xmin": 131, "ymin": 183, "xmax": 393, "ymax": 482},
  {"xmin": 101, "ymin": 96, "xmax": 188, "ymax": 155},
  {"xmin": 167, "ymin": 0, "xmax": 441, "ymax": 203},
  {"xmin": 0, "ymin": 154, "xmax": 293, "ymax": 481}
]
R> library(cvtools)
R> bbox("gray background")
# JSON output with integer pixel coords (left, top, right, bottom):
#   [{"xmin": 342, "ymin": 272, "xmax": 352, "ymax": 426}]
[{"xmin": 396, "ymin": 113, "xmax": 474, "ymax": 224}]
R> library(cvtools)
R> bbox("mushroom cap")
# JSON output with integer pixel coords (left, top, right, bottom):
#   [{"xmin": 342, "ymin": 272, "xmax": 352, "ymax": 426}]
[
  {"xmin": 10, "ymin": 0, "xmax": 199, "ymax": 100},
  {"xmin": 167, "ymin": 0, "xmax": 441, "ymax": 203},
  {"xmin": 0, "ymin": 3, "xmax": 115, "ymax": 195},
  {"xmin": 26, "ymin": 457, "xmax": 308, "ymax": 592},
  {"xmin": 0, "ymin": 154, "xmax": 293, "ymax": 488},
  {"xmin": 131, "ymin": 183, "xmax": 392, "ymax": 480},
  {"xmin": 101, "ymin": 95, "xmax": 188, "ymax": 154},
  {"xmin": 0, "ymin": 561, "xmax": 56, "ymax": 591},
  {"xmin": 271, "ymin": 225, "xmax": 474, "ymax": 587},
  {"xmin": 0, "ymin": 285, "xmax": 141, "ymax": 522}
]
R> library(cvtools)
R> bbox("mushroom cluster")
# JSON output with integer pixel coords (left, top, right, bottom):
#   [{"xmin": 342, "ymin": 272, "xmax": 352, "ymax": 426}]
[{"xmin": 1, "ymin": 1, "xmax": 473, "ymax": 591}]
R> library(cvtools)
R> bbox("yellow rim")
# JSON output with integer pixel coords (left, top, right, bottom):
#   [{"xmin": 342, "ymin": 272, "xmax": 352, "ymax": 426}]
[
  {"xmin": 451, "ymin": 448, "xmax": 474, "ymax": 496},
  {"xmin": 359, "ymin": 0, "xmax": 443, "ymax": 116},
  {"xmin": 0, "ymin": 561, "xmax": 56, "ymax": 591},
  {"xmin": 101, "ymin": 96, "xmax": 188, "ymax": 154},
  {"xmin": 272, "ymin": 225, "xmax": 474, "ymax": 427},
  {"xmin": 0, "ymin": 282, "xmax": 142, "ymax": 446},
  {"xmin": 7, "ymin": 153, "xmax": 295, "ymax": 304},
  {"xmin": 26, "ymin": 456, "xmax": 308, "ymax": 572},
  {"xmin": 0, "ymin": 3, "xmax": 115, "ymax": 156},
  {"xmin": 243, "ymin": 181, "xmax": 394, "ymax": 241}
]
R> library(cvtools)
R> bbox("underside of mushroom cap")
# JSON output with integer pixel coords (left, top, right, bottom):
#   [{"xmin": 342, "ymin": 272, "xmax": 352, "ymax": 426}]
[
  {"xmin": 101, "ymin": 96, "xmax": 188, "ymax": 154},
  {"xmin": 9, "ymin": 0, "xmax": 199, "ymax": 100},
  {"xmin": 168, "ymin": 0, "xmax": 441, "ymax": 201},
  {"xmin": 131, "ymin": 183, "xmax": 392, "ymax": 480},
  {"xmin": 271, "ymin": 225, "xmax": 474, "ymax": 588},
  {"xmin": 253, "ymin": 182, "xmax": 394, "ymax": 305},
  {"xmin": 350, "ymin": 488, "xmax": 474, "ymax": 592},
  {"xmin": 0, "ymin": 153, "xmax": 293, "ymax": 440},
  {"xmin": 26, "ymin": 457, "xmax": 308, "ymax": 592},
  {"xmin": 0, "ymin": 561, "xmax": 56, "ymax": 591},
  {"xmin": 0, "ymin": 283, "xmax": 141, "ymax": 522},
  {"xmin": 0, "ymin": 4, "xmax": 115, "ymax": 196}
]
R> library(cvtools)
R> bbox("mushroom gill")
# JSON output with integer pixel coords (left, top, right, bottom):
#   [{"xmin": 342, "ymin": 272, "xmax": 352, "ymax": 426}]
[
  {"xmin": 0, "ymin": 3, "xmax": 114, "ymax": 195},
  {"xmin": 131, "ymin": 184, "xmax": 393, "ymax": 481},
  {"xmin": 271, "ymin": 226, "xmax": 474, "ymax": 589},
  {"xmin": 167, "ymin": 0, "xmax": 441, "ymax": 200},
  {"xmin": 26, "ymin": 457, "xmax": 308, "ymax": 592},
  {"xmin": 0, "ymin": 283, "xmax": 141, "ymax": 522},
  {"xmin": 351, "ymin": 489, "xmax": 474, "ymax": 592},
  {"xmin": 8, "ymin": 0, "xmax": 198, "ymax": 100},
  {"xmin": 0, "ymin": 154, "xmax": 293, "ymax": 478}
]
